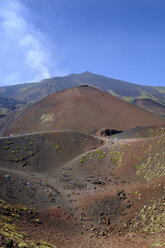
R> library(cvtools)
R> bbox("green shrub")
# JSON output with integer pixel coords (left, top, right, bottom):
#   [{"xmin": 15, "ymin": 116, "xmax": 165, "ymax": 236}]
[
  {"xmin": 18, "ymin": 243, "xmax": 28, "ymax": 248},
  {"xmin": 6, "ymin": 141, "xmax": 13, "ymax": 144},
  {"xmin": 55, "ymin": 145, "xmax": 61, "ymax": 150},
  {"xmin": 98, "ymin": 154, "xmax": 105, "ymax": 160},
  {"xmin": 33, "ymin": 218, "xmax": 41, "ymax": 223},
  {"xmin": 3, "ymin": 146, "xmax": 9, "ymax": 149}
]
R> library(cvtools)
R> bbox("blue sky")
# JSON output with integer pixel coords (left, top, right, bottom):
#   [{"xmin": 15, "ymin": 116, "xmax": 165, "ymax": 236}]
[{"xmin": 0, "ymin": 0, "xmax": 165, "ymax": 86}]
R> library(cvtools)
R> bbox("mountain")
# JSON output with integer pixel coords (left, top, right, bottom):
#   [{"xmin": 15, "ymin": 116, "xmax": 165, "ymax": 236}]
[
  {"xmin": 4, "ymin": 85, "xmax": 164, "ymax": 136},
  {"xmin": 132, "ymin": 99, "xmax": 165, "ymax": 118},
  {"xmin": 0, "ymin": 71, "xmax": 164, "ymax": 118},
  {"xmin": 0, "ymin": 96, "xmax": 24, "ymax": 118}
]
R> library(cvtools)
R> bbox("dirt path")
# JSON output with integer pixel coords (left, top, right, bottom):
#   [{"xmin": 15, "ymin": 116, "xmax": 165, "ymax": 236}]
[{"xmin": 0, "ymin": 131, "xmax": 164, "ymax": 247}]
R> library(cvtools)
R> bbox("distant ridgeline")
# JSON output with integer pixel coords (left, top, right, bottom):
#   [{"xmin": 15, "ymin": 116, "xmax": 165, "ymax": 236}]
[{"xmin": 0, "ymin": 71, "xmax": 164, "ymax": 119}]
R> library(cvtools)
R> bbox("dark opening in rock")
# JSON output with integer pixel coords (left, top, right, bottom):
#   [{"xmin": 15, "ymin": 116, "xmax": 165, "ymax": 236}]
[
  {"xmin": 96, "ymin": 129, "xmax": 122, "ymax": 137},
  {"xmin": 80, "ymin": 85, "xmax": 89, "ymax": 87}
]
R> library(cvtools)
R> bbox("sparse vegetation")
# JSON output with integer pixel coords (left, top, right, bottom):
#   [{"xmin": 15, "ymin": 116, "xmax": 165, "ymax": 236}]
[
  {"xmin": 136, "ymin": 136, "xmax": 165, "ymax": 180},
  {"xmin": 0, "ymin": 199, "xmax": 56, "ymax": 248},
  {"xmin": 109, "ymin": 147, "xmax": 124, "ymax": 167},
  {"xmin": 0, "ymin": 126, "xmax": 164, "ymax": 247},
  {"xmin": 131, "ymin": 195, "xmax": 165, "ymax": 233},
  {"xmin": 150, "ymin": 242, "xmax": 165, "ymax": 247}
]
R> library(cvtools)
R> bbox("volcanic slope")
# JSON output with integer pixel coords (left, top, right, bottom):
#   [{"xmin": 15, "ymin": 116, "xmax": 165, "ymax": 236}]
[
  {"xmin": 133, "ymin": 99, "xmax": 165, "ymax": 118},
  {"xmin": 1, "ymin": 71, "xmax": 165, "ymax": 106},
  {"xmin": 4, "ymin": 85, "xmax": 165, "ymax": 136},
  {"xmin": 0, "ymin": 71, "xmax": 165, "ymax": 121},
  {"xmin": 0, "ymin": 126, "xmax": 165, "ymax": 247}
]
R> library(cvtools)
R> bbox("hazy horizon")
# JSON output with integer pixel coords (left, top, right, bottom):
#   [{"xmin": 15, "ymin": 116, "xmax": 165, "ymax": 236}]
[{"xmin": 0, "ymin": 70, "xmax": 165, "ymax": 88}]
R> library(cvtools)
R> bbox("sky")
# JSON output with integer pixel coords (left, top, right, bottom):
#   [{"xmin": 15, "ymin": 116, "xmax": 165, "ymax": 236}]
[{"xmin": 0, "ymin": 0, "xmax": 165, "ymax": 87}]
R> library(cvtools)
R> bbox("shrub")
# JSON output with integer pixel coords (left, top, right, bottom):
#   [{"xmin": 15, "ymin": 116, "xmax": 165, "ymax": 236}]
[
  {"xmin": 56, "ymin": 145, "xmax": 61, "ymax": 150},
  {"xmin": 98, "ymin": 154, "xmax": 105, "ymax": 160},
  {"xmin": 6, "ymin": 141, "xmax": 13, "ymax": 144},
  {"xmin": 3, "ymin": 146, "xmax": 9, "ymax": 149}
]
